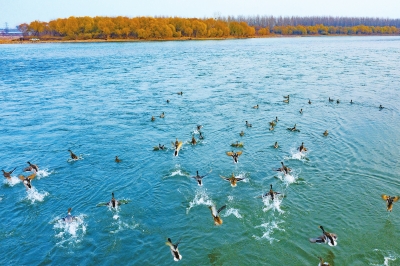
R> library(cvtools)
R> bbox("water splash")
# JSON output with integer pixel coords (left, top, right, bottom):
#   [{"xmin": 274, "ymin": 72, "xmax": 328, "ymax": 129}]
[
  {"xmin": 67, "ymin": 155, "xmax": 84, "ymax": 162},
  {"xmin": 276, "ymin": 171, "xmax": 298, "ymax": 186},
  {"xmin": 253, "ymin": 220, "xmax": 285, "ymax": 244},
  {"xmin": 372, "ymin": 249, "xmax": 398, "ymax": 266},
  {"xmin": 3, "ymin": 176, "xmax": 21, "ymax": 187},
  {"xmin": 25, "ymin": 187, "xmax": 49, "ymax": 204},
  {"xmin": 223, "ymin": 208, "xmax": 242, "ymax": 219},
  {"xmin": 262, "ymin": 195, "xmax": 284, "ymax": 214},
  {"xmin": 110, "ymin": 215, "xmax": 139, "ymax": 234},
  {"xmin": 36, "ymin": 169, "xmax": 52, "ymax": 179},
  {"xmin": 186, "ymin": 189, "xmax": 213, "ymax": 214},
  {"xmin": 53, "ymin": 214, "xmax": 87, "ymax": 247}
]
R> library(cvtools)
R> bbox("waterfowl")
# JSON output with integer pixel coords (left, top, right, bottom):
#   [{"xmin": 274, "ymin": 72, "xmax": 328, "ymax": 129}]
[
  {"xmin": 160, "ymin": 112, "xmax": 165, "ymax": 118},
  {"xmin": 323, "ymin": 130, "xmax": 329, "ymax": 136},
  {"xmin": 197, "ymin": 125, "xmax": 203, "ymax": 131},
  {"xmin": 154, "ymin": 144, "xmax": 166, "ymax": 151},
  {"xmin": 336, "ymin": 99, "xmax": 340, "ymax": 104},
  {"xmin": 115, "ymin": 156, "xmax": 121, "ymax": 163},
  {"xmin": 308, "ymin": 99, "xmax": 311, "ymax": 104},
  {"xmin": 62, "ymin": 208, "xmax": 76, "ymax": 223},
  {"xmin": 329, "ymin": 97, "xmax": 334, "ymax": 102},
  {"xmin": 275, "ymin": 117, "xmax": 278, "ymax": 122},
  {"xmin": 262, "ymin": 184, "xmax": 281, "ymax": 200},
  {"xmin": 283, "ymin": 95, "xmax": 290, "ymax": 99},
  {"xmin": 191, "ymin": 170, "xmax": 211, "ymax": 186},
  {"xmin": 166, "ymin": 238, "xmax": 182, "ymax": 261},
  {"xmin": 283, "ymin": 98, "xmax": 289, "ymax": 103},
  {"xmin": 18, "ymin": 172, "xmax": 36, "ymax": 190},
  {"xmin": 239, "ymin": 131, "xmax": 245, "ymax": 137},
  {"xmin": 191, "ymin": 135, "xmax": 197, "ymax": 145},
  {"xmin": 318, "ymin": 257, "xmax": 330, "ymax": 266},
  {"xmin": 382, "ymin": 194, "xmax": 399, "ymax": 212},
  {"xmin": 287, "ymin": 124, "xmax": 300, "ymax": 132},
  {"xmin": 166, "ymin": 99, "xmax": 170, "ymax": 103},
  {"xmin": 2, "ymin": 167, "xmax": 17, "ymax": 179},
  {"xmin": 231, "ymin": 141, "xmax": 244, "ymax": 148},
  {"xmin": 107, "ymin": 192, "xmax": 129, "ymax": 208},
  {"xmin": 299, "ymin": 109, "xmax": 303, "ymax": 114},
  {"xmin": 177, "ymin": 91, "xmax": 183, "ymax": 95},
  {"xmin": 226, "ymin": 151, "xmax": 242, "ymax": 163},
  {"xmin": 350, "ymin": 99, "xmax": 353, "ymax": 104},
  {"xmin": 24, "ymin": 161, "xmax": 39, "ymax": 172},
  {"xmin": 274, "ymin": 142, "xmax": 279, "ymax": 149},
  {"xmin": 220, "ymin": 173, "xmax": 245, "ymax": 187},
  {"xmin": 199, "ymin": 132, "xmax": 204, "ymax": 140},
  {"xmin": 253, "ymin": 104, "xmax": 259, "ymax": 109},
  {"xmin": 151, "ymin": 116, "xmax": 155, "ymax": 121},
  {"xmin": 298, "ymin": 142, "xmax": 307, "ymax": 152},
  {"xmin": 172, "ymin": 139, "xmax": 183, "ymax": 156},
  {"xmin": 68, "ymin": 149, "xmax": 78, "ymax": 160},
  {"xmin": 276, "ymin": 162, "xmax": 291, "ymax": 175},
  {"xmin": 245, "ymin": 121, "xmax": 252, "ymax": 127},
  {"xmin": 310, "ymin": 226, "xmax": 337, "ymax": 246},
  {"xmin": 269, "ymin": 125, "xmax": 274, "ymax": 131},
  {"xmin": 269, "ymin": 121, "xmax": 276, "ymax": 127},
  {"xmin": 319, "ymin": 226, "xmax": 338, "ymax": 246},
  {"xmin": 209, "ymin": 204, "xmax": 226, "ymax": 225},
  {"xmin": 379, "ymin": 104, "xmax": 384, "ymax": 110}
]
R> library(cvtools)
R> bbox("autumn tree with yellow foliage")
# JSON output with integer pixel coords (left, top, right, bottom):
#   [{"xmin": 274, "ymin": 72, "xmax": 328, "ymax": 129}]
[{"xmin": 17, "ymin": 16, "xmax": 399, "ymax": 41}]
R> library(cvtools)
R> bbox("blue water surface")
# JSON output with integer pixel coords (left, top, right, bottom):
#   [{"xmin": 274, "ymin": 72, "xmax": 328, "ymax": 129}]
[{"xmin": 1, "ymin": 36, "xmax": 400, "ymax": 265}]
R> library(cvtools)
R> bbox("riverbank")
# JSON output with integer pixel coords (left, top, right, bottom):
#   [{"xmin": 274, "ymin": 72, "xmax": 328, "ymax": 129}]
[{"xmin": 1, "ymin": 33, "xmax": 399, "ymax": 45}]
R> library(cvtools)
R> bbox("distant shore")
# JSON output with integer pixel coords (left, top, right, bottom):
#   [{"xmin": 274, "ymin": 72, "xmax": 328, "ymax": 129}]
[{"xmin": 1, "ymin": 34, "xmax": 399, "ymax": 45}]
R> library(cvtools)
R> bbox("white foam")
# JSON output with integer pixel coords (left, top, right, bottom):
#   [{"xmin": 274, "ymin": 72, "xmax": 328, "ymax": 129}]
[
  {"xmin": 372, "ymin": 249, "xmax": 398, "ymax": 266},
  {"xmin": 262, "ymin": 195, "xmax": 284, "ymax": 214},
  {"xmin": 223, "ymin": 208, "xmax": 242, "ymax": 219},
  {"xmin": 53, "ymin": 214, "xmax": 86, "ymax": 246},
  {"xmin": 36, "ymin": 169, "xmax": 52, "ymax": 179},
  {"xmin": 227, "ymin": 195, "xmax": 234, "ymax": 201},
  {"xmin": 170, "ymin": 169, "xmax": 186, "ymax": 177},
  {"xmin": 186, "ymin": 189, "xmax": 213, "ymax": 214},
  {"xmin": 276, "ymin": 171, "xmax": 297, "ymax": 186},
  {"xmin": 25, "ymin": 187, "xmax": 49, "ymax": 203},
  {"xmin": 253, "ymin": 220, "xmax": 285, "ymax": 244},
  {"xmin": 3, "ymin": 176, "xmax": 21, "ymax": 186}
]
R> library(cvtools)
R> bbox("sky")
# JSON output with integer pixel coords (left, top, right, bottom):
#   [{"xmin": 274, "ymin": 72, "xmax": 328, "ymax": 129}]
[{"xmin": 1, "ymin": 0, "xmax": 400, "ymax": 28}]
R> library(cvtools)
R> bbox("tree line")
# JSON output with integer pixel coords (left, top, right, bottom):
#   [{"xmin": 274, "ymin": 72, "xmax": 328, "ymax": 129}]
[
  {"xmin": 17, "ymin": 16, "xmax": 399, "ymax": 40},
  {"xmin": 222, "ymin": 15, "xmax": 400, "ymax": 28}
]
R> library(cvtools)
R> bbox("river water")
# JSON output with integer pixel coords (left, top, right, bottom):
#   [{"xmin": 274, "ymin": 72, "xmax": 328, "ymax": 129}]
[{"xmin": 1, "ymin": 36, "xmax": 400, "ymax": 265}]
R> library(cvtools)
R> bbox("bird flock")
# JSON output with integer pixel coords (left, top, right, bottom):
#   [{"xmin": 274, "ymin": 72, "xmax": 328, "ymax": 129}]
[{"xmin": 1, "ymin": 93, "xmax": 396, "ymax": 265}]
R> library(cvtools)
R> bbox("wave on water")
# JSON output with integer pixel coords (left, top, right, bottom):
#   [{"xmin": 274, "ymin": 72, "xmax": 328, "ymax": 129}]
[
  {"xmin": 253, "ymin": 220, "xmax": 285, "ymax": 244},
  {"xmin": 262, "ymin": 195, "xmax": 284, "ymax": 214},
  {"xmin": 3, "ymin": 176, "xmax": 21, "ymax": 187},
  {"xmin": 372, "ymin": 249, "xmax": 398, "ymax": 266},
  {"xmin": 53, "ymin": 214, "xmax": 87, "ymax": 247},
  {"xmin": 186, "ymin": 188, "xmax": 213, "ymax": 214},
  {"xmin": 25, "ymin": 187, "xmax": 49, "ymax": 203},
  {"xmin": 222, "ymin": 208, "xmax": 242, "ymax": 219},
  {"xmin": 110, "ymin": 215, "xmax": 139, "ymax": 234}
]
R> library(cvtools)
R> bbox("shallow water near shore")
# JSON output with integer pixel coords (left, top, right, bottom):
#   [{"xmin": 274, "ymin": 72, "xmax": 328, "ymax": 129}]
[{"xmin": 1, "ymin": 36, "xmax": 400, "ymax": 265}]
